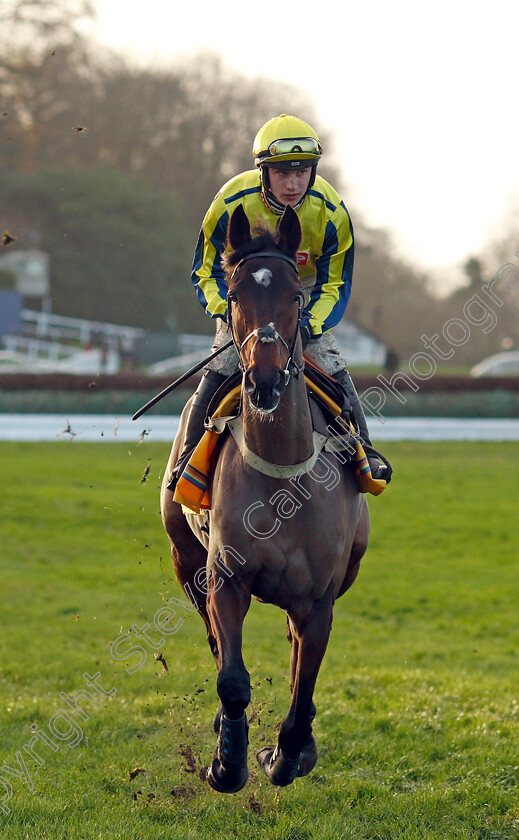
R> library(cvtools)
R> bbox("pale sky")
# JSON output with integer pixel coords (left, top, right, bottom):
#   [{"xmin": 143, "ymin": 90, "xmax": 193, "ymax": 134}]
[{"xmin": 91, "ymin": 0, "xmax": 519, "ymax": 285}]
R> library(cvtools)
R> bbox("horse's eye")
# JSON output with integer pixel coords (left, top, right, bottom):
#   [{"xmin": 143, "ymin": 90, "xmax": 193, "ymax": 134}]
[{"xmin": 228, "ymin": 292, "xmax": 238, "ymax": 304}]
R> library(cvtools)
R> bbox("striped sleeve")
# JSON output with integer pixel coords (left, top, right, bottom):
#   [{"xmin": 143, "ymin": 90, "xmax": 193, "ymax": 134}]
[
  {"xmin": 191, "ymin": 200, "xmax": 229, "ymax": 319},
  {"xmin": 303, "ymin": 204, "xmax": 354, "ymax": 336}
]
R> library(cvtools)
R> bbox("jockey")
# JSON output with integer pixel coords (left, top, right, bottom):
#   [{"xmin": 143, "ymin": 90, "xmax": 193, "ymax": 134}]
[{"xmin": 168, "ymin": 114, "xmax": 392, "ymax": 489}]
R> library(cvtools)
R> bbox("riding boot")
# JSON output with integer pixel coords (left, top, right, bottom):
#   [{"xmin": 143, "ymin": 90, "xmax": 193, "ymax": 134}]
[
  {"xmin": 167, "ymin": 369, "xmax": 227, "ymax": 492},
  {"xmin": 333, "ymin": 368, "xmax": 392, "ymax": 483}
]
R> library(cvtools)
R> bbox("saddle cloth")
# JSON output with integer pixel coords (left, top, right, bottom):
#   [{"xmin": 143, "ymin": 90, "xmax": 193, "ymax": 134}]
[{"xmin": 173, "ymin": 380, "xmax": 386, "ymax": 514}]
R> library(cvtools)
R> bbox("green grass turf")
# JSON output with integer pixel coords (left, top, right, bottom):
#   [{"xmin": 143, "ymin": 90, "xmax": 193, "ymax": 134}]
[{"xmin": 0, "ymin": 440, "xmax": 518, "ymax": 839}]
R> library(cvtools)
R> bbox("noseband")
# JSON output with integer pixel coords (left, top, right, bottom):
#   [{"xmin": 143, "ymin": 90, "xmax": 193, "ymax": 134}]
[{"xmin": 228, "ymin": 251, "xmax": 304, "ymax": 383}]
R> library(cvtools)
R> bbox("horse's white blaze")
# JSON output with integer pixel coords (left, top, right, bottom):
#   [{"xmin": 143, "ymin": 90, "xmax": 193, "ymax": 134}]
[{"xmin": 252, "ymin": 267, "xmax": 272, "ymax": 287}]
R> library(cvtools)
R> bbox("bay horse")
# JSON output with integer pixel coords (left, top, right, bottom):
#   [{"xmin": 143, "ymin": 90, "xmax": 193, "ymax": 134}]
[{"xmin": 160, "ymin": 203, "xmax": 369, "ymax": 792}]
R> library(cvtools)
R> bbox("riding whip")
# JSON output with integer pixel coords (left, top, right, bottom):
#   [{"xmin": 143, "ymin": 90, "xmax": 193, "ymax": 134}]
[{"xmin": 132, "ymin": 339, "xmax": 234, "ymax": 420}]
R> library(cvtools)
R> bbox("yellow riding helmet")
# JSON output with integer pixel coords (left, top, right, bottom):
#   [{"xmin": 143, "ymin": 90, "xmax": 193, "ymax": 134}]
[{"xmin": 253, "ymin": 114, "xmax": 322, "ymax": 170}]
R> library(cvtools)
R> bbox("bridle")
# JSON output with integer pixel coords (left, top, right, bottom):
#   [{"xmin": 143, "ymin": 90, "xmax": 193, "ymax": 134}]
[{"xmin": 227, "ymin": 251, "xmax": 304, "ymax": 385}]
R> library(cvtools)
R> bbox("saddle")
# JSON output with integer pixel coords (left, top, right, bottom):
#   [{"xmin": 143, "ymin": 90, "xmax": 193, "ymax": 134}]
[{"xmin": 174, "ymin": 367, "xmax": 386, "ymax": 514}]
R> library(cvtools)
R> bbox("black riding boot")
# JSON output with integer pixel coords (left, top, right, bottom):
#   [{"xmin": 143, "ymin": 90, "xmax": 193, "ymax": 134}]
[
  {"xmin": 333, "ymin": 369, "xmax": 392, "ymax": 483},
  {"xmin": 167, "ymin": 369, "xmax": 227, "ymax": 492}
]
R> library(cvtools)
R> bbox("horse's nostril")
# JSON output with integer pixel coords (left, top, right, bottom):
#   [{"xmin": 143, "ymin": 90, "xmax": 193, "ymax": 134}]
[
  {"xmin": 244, "ymin": 366, "xmax": 287, "ymax": 412},
  {"xmin": 244, "ymin": 369, "xmax": 256, "ymax": 395},
  {"xmin": 272, "ymin": 370, "xmax": 287, "ymax": 398}
]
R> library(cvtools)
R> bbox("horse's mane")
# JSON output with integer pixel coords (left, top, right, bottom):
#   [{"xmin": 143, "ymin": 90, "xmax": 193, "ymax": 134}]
[{"xmin": 222, "ymin": 225, "xmax": 289, "ymax": 273}]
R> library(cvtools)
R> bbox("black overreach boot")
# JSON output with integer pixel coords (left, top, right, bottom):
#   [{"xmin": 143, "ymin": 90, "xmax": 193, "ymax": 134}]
[
  {"xmin": 333, "ymin": 369, "xmax": 392, "ymax": 483},
  {"xmin": 167, "ymin": 369, "xmax": 227, "ymax": 492}
]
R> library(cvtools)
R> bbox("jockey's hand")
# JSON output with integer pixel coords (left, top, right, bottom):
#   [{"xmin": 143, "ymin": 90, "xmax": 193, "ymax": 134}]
[{"xmin": 300, "ymin": 324, "xmax": 312, "ymax": 350}]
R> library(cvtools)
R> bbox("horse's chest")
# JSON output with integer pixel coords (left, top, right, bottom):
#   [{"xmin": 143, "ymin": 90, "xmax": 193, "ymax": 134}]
[{"xmin": 210, "ymin": 515, "xmax": 345, "ymax": 608}]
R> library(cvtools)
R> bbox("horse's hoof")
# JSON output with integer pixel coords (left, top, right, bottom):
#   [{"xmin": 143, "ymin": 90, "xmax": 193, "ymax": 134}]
[
  {"xmin": 297, "ymin": 734, "xmax": 318, "ymax": 777},
  {"xmin": 257, "ymin": 744, "xmax": 302, "ymax": 787},
  {"xmin": 207, "ymin": 712, "xmax": 249, "ymax": 794},
  {"xmin": 207, "ymin": 757, "xmax": 249, "ymax": 793}
]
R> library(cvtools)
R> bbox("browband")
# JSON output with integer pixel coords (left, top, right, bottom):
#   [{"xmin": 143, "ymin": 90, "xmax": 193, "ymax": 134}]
[{"xmin": 230, "ymin": 251, "xmax": 298, "ymax": 279}]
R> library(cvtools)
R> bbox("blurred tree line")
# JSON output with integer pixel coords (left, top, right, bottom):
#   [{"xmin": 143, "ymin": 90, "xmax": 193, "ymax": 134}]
[{"xmin": 0, "ymin": 0, "xmax": 516, "ymax": 364}]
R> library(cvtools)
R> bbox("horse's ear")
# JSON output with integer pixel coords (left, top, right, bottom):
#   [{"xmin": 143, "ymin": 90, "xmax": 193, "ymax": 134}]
[
  {"xmin": 227, "ymin": 204, "xmax": 252, "ymax": 251},
  {"xmin": 276, "ymin": 205, "xmax": 302, "ymax": 257}
]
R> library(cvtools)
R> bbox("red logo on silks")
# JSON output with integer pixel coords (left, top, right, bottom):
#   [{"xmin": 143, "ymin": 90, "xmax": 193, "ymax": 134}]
[{"xmin": 296, "ymin": 251, "xmax": 309, "ymax": 266}]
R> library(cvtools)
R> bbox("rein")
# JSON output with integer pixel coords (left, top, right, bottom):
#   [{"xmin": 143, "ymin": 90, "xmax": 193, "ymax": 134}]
[{"xmin": 227, "ymin": 251, "xmax": 304, "ymax": 383}]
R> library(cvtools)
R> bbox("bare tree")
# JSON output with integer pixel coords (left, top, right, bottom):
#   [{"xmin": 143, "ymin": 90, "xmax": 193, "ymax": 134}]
[{"xmin": 0, "ymin": 0, "xmax": 95, "ymax": 53}]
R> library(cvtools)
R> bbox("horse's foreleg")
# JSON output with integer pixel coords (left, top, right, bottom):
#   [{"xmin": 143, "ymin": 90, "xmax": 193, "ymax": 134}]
[
  {"xmin": 287, "ymin": 615, "xmax": 317, "ymax": 724},
  {"xmin": 161, "ymin": 477, "xmax": 220, "ymax": 662},
  {"xmin": 170, "ymin": 544, "xmax": 221, "ymax": 663},
  {"xmin": 206, "ymin": 576, "xmax": 251, "ymax": 793},
  {"xmin": 258, "ymin": 588, "xmax": 333, "ymax": 786}
]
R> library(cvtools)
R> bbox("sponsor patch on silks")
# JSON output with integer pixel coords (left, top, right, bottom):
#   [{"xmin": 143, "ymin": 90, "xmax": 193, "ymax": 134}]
[{"xmin": 296, "ymin": 251, "xmax": 309, "ymax": 266}]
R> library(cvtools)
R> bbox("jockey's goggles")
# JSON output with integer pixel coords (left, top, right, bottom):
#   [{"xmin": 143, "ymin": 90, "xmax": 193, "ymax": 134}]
[
  {"xmin": 257, "ymin": 136, "xmax": 322, "ymax": 168},
  {"xmin": 266, "ymin": 137, "xmax": 322, "ymax": 157}
]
